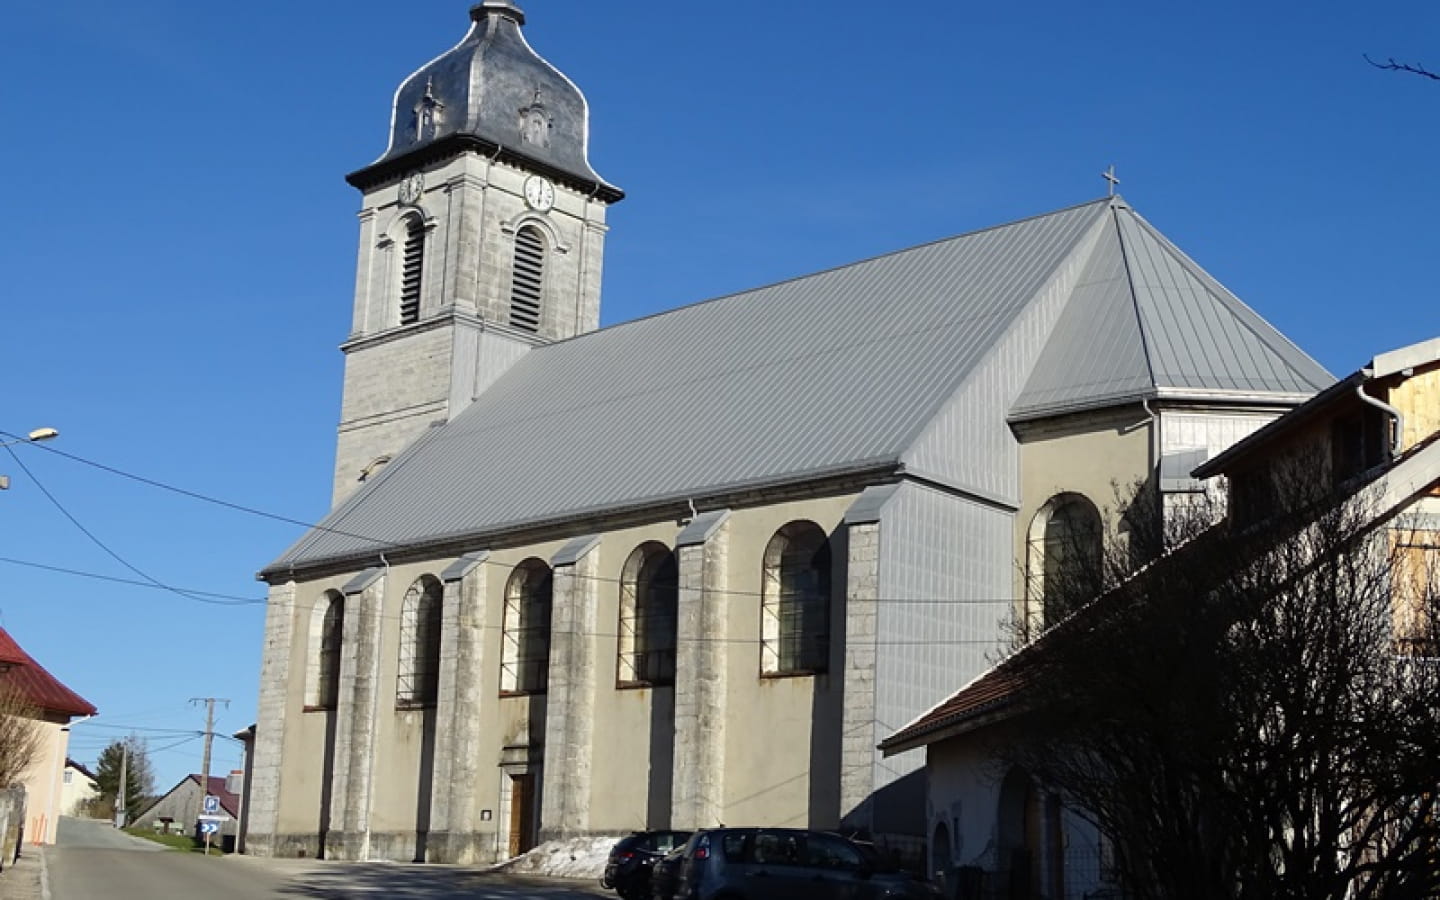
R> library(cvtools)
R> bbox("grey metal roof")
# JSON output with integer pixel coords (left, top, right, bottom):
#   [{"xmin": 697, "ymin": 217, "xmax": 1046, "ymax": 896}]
[
  {"xmin": 353, "ymin": 1, "xmax": 617, "ymax": 197},
  {"xmin": 268, "ymin": 199, "xmax": 1110, "ymax": 574},
  {"xmin": 267, "ymin": 197, "xmax": 1329, "ymax": 576},
  {"xmin": 1010, "ymin": 202, "xmax": 1332, "ymax": 420}
]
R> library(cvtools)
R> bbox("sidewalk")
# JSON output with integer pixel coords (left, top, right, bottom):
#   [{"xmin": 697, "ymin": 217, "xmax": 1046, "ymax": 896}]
[{"xmin": 0, "ymin": 846, "xmax": 46, "ymax": 900}]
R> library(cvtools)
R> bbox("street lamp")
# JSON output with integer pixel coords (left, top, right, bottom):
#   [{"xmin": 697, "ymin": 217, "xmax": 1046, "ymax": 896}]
[
  {"xmin": 0, "ymin": 427, "xmax": 58, "ymax": 490},
  {"xmin": 0, "ymin": 427, "xmax": 59, "ymax": 448}
]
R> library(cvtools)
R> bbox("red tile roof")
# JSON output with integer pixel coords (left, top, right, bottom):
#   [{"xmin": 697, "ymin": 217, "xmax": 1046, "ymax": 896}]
[
  {"xmin": 879, "ymin": 646, "xmax": 1031, "ymax": 755},
  {"xmin": 0, "ymin": 627, "xmax": 97, "ymax": 718}
]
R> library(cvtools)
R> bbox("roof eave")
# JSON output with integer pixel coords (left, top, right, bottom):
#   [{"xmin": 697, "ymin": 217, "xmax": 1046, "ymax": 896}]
[
  {"xmin": 1009, "ymin": 387, "xmax": 1312, "ymax": 426},
  {"xmin": 880, "ymin": 700, "xmax": 1021, "ymax": 756},
  {"xmin": 1192, "ymin": 372, "xmax": 1364, "ymax": 478},
  {"xmin": 260, "ymin": 459, "xmax": 904, "ymax": 582},
  {"xmin": 345, "ymin": 133, "xmax": 624, "ymax": 203}
]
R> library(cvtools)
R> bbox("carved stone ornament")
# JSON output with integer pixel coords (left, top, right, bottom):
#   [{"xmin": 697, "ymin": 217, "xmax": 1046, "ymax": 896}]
[
  {"xmin": 411, "ymin": 76, "xmax": 445, "ymax": 144},
  {"xmin": 398, "ymin": 172, "xmax": 425, "ymax": 206},
  {"xmin": 517, "ymin": 88, "xmax": 551, "ymax": 148}
]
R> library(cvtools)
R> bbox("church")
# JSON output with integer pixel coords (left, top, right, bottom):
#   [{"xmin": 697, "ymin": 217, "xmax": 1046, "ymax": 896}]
[{"xmin": 246, "ymin": 1, "xmax": 1332, "ymax": 864}]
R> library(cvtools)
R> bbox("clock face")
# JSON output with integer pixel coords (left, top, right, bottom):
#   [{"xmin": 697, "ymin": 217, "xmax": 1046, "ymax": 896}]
[
  {"xmin": 524, "ymin": 175, "xmax": 555, "ymax": 212},
  {"xmin": 398, "ymin": 172, "xmax": 425, "ymax": 206}
]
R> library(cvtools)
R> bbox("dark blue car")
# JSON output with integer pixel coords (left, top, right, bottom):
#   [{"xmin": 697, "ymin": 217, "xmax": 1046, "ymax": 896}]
[
  {"xmin": 601, "ymin": 830, "xmax": 693, "ymax": 900},
  {"xmin": 667, "ymin": 828, "xmax": 942, "ymax": 900}
]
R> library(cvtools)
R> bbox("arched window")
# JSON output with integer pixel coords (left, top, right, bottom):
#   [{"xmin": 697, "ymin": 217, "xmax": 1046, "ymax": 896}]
[
  {"xmin": 501, "ymin": 559, "xmax": 553, "ymax": 694},
  {"xmin": 398, "ymin": 215, "xmax": 426, "ymax": 326},
  {"xmin": 617, "ymin": 542, "xmax": 678, "ymax": 686},
  {"xmin": 1025, "ymin": 493, "xmax": 1103, "ymax": 634},
  {"xmin": 306, "ymin": 591, "xmax": 345, "ymax": 710},
  {"xmin": 508, "ymin": 225, "xmax": 545, "ymax": 332},
  {"xmin": 761, "ymin": 521, "xmax": 832, "ymax": 675},
  {"xmin": 396, "ymin": 575, "xmax": 443, "ymax": 708}
]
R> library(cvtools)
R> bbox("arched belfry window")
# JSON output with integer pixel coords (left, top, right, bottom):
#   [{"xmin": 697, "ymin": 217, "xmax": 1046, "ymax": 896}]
[
  {"xmin": 508, "ymin": 225, "xmax": 546, "ymax": 332},
  {"xmin": 306, "ymin": 591, "xmax": 345, "ymax": 710},
  {"xmin": 617, "ymin": 543, "xmax": 679, "ymax": 686},
  {"xmin": 396, "ymin": 575, "xmax": 443, "ymax": 708},
  {"xmin": 501, "ymin": 559, "xmax": 553, "ymax": 694},
  {"xmin": 761, "ymin": 521, "xmax": 832, "ymax": 675},
  {"xmin": 398, "ymin": 215, "xmax": 426, "ymax": 326},
  {"xmin": 1025, "ymin": 493, "xmax": 1103, "ymax": 635}
]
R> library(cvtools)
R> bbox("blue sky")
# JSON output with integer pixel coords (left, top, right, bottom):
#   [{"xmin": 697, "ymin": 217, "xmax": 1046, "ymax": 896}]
[{"xmin": 2, "ymin": 1, "xmax": 1437, "ymax": 791}]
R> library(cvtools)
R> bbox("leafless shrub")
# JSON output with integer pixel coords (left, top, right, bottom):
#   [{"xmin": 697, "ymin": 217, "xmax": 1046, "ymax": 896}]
[
  {"xmin": 0, "ymin": 684, "xmax": 42, "ymax": 789},
  {"xmin": 1007, "ymin": 462, "xmax": 1440, "ymax": 900}
]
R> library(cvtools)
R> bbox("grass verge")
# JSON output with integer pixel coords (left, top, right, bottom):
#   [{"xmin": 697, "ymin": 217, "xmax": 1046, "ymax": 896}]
[{"xmin": 123, "ymin": 827, "xmax": 228, "ymax": 855}]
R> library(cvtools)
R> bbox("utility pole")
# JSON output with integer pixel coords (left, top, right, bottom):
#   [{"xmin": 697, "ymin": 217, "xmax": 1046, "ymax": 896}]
[
  {"xmin": 114, "ymin": 742, "xmax": 128, "ymax": 828},
  {"xmin": 190, "ymin": 698, "xmax": 230, "ymax": 828}
]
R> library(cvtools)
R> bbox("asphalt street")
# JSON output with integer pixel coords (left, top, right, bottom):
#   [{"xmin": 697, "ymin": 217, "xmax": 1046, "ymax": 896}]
[{"xmin": 45, "ymin": 817, "xmax": 612, "ymax": 900}]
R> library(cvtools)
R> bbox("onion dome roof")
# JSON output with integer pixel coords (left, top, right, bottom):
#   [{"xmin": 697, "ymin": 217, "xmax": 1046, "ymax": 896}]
[{"xmin": 348, "ymin": 1, "xmax": 621, "ymax": 202}]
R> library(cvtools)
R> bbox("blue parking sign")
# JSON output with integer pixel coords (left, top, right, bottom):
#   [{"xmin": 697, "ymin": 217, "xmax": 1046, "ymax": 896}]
[{"xmin": 202, "ymin": 794, "xmax": 219, "ymax": 814}]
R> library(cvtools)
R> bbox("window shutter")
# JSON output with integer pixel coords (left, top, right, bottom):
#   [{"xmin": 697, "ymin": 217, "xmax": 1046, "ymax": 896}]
[
  {"xmin": 510, "ymin": 226, "xmax": 545, "ymax": 332},
  {"xmin": 399, "ymin": 219, "xmax": 425, "ymax": 325}
]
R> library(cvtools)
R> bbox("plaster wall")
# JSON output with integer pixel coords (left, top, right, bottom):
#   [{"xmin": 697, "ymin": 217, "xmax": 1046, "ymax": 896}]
[
  {"xmin": 20, "ymin": 715, "xmax": 69, "ymax": 845},
  {"xmin": 1014, "ymin": 408, "xmax": 1153, "ymax": 604},
  {"xmin": 266, "ymin": 491, "xmax": 878, "ymax": 859},
  {"xmin": 581, "ymin": 518, "xmax": 690, "ymax": 834},
  {"xmin": 59, "ymin": 764, "xmax": 97, "ymax": 817},
  {"xmin": 716, "ymin": 495, "xmax": 855, "ymax": 830},
  {"xmin": 272, "ymin": 574, "xmax": 351, "ymax": 857},
  {"xmin": 924, "ymin": 727, "xmax": 1107, "ymax": 898}
]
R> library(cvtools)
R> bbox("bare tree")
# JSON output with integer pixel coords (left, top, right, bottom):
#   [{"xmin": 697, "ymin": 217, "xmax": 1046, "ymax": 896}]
[
  {"xmin": 0, "ymin": 685, "xmax": 42, "ymax": 788},
  {"xmin": 1364, "ymin": 54, "xmax": 1440, "ymax": 81},
  {"xmin": 1006, "ymin": 469, "xmax": 1440, "ymax": 900}
]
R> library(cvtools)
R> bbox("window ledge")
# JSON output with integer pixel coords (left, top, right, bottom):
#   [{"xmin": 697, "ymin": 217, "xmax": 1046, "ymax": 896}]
[
  {"xmin": 760, "ymin": 669, "xmax": 826, "ymax": 680},
  {"xmin": 499, "ymin": 690, "xmax": 547, "ymax": 699},
  {"xmin": 394, "ymin": 700, "xmax": 436, "ymax": 711},
  {"xmin": 301, "ymin": 704, "xmax": 336, "ymax": 714},
  {"xmin": 616, "ymin": 680, "xmax": 676, "ymax": 691}
]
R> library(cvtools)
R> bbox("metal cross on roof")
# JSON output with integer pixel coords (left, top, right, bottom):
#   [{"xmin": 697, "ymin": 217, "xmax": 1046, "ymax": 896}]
[{"xmin": 1102, "ymin": 165, "xmax": 1120, "ymax": 197}]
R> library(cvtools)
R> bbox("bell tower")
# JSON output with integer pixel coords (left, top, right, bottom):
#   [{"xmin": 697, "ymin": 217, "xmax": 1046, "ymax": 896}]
[{"xmin": 331, "ymin": 0, "xmax": 623, "ymax": 506}]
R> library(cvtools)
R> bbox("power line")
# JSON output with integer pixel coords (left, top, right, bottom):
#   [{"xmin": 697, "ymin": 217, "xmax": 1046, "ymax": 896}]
[
  {"xmin": 0, "ymin": 555, "xmax": 263, "ymax": 603},
  {"xmin": 3, "ymin": 430, "xmax": 1014, "ymax": 603},
  {"xmin": 7, "ymin": 433, "xmax": 401, "ymax": 549},
  {"xmin": 1, "ymin": 432, "xmax": 1039, "ymax": 612},
  {"xmin": 70, "ymin": 722, "xmax": 204, "ymax": 736},
  {"xmin": 2, "ymin": 445, "xmax": 258, "ymax": 607},
  {"xmin": 0, "ymin": 547, "xmax": 1027, "ymax": 611}
]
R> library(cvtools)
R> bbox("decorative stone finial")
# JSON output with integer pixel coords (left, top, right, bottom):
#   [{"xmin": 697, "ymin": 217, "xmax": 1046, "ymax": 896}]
[{"xmin": 471, "ymin": 0, "xmax": 525, "ymax": 26}]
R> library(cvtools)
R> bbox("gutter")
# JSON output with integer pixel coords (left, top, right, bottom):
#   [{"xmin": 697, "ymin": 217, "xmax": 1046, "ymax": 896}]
[{"xmin": 1355, "ymin": 372, "xmax": 1405, "ymax": 456}]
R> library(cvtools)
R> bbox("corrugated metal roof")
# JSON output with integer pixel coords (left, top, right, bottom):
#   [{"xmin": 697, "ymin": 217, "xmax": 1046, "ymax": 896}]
[
  {"xmin": 268, "ymin": 197, "xmax": 1326, "ymax": 575},
  {"xmin": 1010, "ymin": 204, "xmax": 1332, "ymax": 420},
  {"xmin": 269, "ymin": 199, "xmax": 1111, "ymax": 574}
]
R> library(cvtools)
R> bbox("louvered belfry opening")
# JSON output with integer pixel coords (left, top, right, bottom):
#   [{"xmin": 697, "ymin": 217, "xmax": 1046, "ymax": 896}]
[
  {"xmin": 399, "ymin": 217, "xmax": 425, "ymax": 325},
  {"xmin": 509, "ymin": 225, "xmax": 545, "ymax": 332}
]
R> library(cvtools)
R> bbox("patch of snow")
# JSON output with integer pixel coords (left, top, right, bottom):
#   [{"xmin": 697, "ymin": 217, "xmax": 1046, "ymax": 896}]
[{"xmin": 485, "ymin": 835, "xmax": 623, "ymax": 879}]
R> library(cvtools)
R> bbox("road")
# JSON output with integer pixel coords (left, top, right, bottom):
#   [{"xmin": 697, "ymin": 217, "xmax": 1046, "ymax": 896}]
[{"xmin": 47, "ymin": 817, "xmax": 612, "ymax": 900}]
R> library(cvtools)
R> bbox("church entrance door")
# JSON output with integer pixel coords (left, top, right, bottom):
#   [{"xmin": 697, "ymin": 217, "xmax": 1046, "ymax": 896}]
[{"xmin": 508, "ymin": 773, "xmax": 537, "ymax": 857}]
